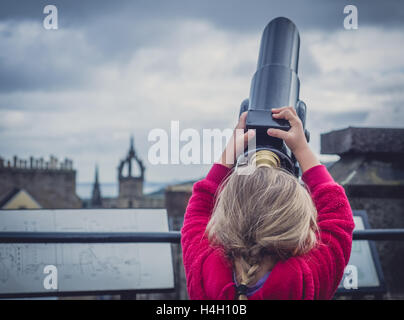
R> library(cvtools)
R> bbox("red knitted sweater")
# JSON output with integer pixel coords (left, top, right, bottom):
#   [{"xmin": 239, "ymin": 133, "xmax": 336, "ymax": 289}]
[{"xmin": 181, "ymin": 163, "xmax": 354, "ymax": 299}]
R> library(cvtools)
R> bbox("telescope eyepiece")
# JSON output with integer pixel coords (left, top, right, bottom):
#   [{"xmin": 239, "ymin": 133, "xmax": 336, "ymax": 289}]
[{"xmin": 251, "ymin": 150, "xmax": 280, "ymax": 169}]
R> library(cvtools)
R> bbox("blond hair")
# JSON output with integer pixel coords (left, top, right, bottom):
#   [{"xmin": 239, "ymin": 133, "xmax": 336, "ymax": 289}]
[{"xmin": 206, "ymin": 165, "xmax": 318, "ymax": 300}]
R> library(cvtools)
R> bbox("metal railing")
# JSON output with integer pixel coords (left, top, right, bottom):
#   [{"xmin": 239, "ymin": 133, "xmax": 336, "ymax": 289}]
[
  {"xmin": 1, "ymin": 229, "xmax": 404, "ymax": 243},
  {"xmin": 1, "ymin": 229, "xmax": 403, "ymax": 299},
  {"xmin": 0, "ymin": 231, "xmax": 182, "ymax": 243}
]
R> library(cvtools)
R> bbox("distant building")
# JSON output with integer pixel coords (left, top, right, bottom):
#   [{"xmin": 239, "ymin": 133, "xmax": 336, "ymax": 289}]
[
  {"xmin": 0, "ymin": 155, "xmax": 81, "ymax": 209},
  {"xmin": 163, "ymin": 180, "xmax": 194, "ymax": 300},
  {"xmin": 91, "ymin": 166, "xmax": 102, "ymax": 208},
  {"xmin": 86, "ymin": 137, "xmax": 164, "ymax": 209},
  {"xmin": 165, "ymin": 181, "xmax": 194, "ymax": 230},
  {"xmin": 321, "ymin": 127, "xmax": 404, "ymax": 299}
]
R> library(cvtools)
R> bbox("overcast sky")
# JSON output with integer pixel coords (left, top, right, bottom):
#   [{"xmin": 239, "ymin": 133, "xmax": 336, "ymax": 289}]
[{"xmin": 1, "ymin": 0, "xmax": 404, "ymax": 184}]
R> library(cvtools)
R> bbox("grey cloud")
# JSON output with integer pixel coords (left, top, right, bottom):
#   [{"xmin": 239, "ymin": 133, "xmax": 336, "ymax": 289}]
[
  {"xmin": 2, "ymin": 0, "xmax": 404, "ymax": 32},
  {"xmin": 0, "ymin": 22, "xmax": 103, "ymax": 93},
  {"xmin": 1, "ymin": 0, "xmax": 404, "ymax": 184},
  {"xmin": 0, "ymin": 0, "xmax": 400, "ymax": 94}
]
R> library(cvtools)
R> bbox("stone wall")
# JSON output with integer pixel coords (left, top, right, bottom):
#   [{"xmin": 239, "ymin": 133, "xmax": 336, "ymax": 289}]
[{"xmin": 118, "ymin": 176, "xmax": 143, "ymax": 199}]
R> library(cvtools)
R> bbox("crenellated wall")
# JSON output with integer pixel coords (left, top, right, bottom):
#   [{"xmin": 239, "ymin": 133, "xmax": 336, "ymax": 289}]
[{"xmin": 0, "ymin": 155, "xmax": 82, "ymax": 209}]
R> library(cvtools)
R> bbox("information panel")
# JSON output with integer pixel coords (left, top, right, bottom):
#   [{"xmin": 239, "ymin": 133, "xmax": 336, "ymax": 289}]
[
  {"xmin": 0, "ymin": 209, "xmax": 174, "ymax": 297},
  {"xmin": 337, "ymin": 211, "xmax": 385, "ymax": 294}
]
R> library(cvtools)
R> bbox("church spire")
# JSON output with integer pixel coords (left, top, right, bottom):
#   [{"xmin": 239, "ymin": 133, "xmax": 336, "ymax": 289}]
[
  {"xmin": 95, "ymin": 165, "xmax": 99, "ymax": 184},
  {"xmin": 91, "ymin": 164, "xmax": 102, "ymax": 207},
  {"xmin": 128, "ymin": 135, "xmax": 134, "ymax": 176},
  {"xmin": 118, "ymin": 135, "xmax": 145, "ymax": 179},
  {"xmin": 117, "ymin": 136, "xmax": 146, "ymax": 201},
  {"xmin": 130, "ymin": 135, "xmax": 134, "ymax": 153}
]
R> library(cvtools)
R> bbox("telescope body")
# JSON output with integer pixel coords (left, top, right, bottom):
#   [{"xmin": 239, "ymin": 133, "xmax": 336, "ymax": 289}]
[{"xmin": 246, "ymin": 17, "xmax": 301, "ymax": 150}]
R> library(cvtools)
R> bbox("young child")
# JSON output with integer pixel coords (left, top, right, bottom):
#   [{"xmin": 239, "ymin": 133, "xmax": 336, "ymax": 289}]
[{"xmin": 181, "ymin": 106, "xmax": 354, "ymax": 300}]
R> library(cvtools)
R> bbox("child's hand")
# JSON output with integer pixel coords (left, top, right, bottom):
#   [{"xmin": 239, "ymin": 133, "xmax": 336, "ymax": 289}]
[
  {"xmin": 219, "ymin": 112, "xmax": 256, "ymax": 168},
  {"xmin": 266, "ymin": 106, "xmax": 308, "ymax": 155},
  {"xmin": 267, "ymin": 106, "xmax": 319, "ymax": 173}
]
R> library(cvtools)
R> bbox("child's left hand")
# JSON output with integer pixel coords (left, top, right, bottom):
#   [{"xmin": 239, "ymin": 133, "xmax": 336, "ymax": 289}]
[{"xmin": 219, "ymin": 112, "xmax": 256, "ymax": 168}]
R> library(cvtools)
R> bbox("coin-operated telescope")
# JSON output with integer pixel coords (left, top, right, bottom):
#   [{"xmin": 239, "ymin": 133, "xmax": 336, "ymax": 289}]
[{"xmin": 238, "ymin": 17, "xmax": 310, "ymax": 176}]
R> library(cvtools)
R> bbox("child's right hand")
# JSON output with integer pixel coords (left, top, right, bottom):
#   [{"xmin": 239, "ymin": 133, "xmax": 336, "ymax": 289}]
[
  {"xmin": 267, "ymin": 106, "xmax": 320, "ymax": 173},
  {"xmin": 266, "ymin": 106, "xmax": 308, "ymax": 155}
]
